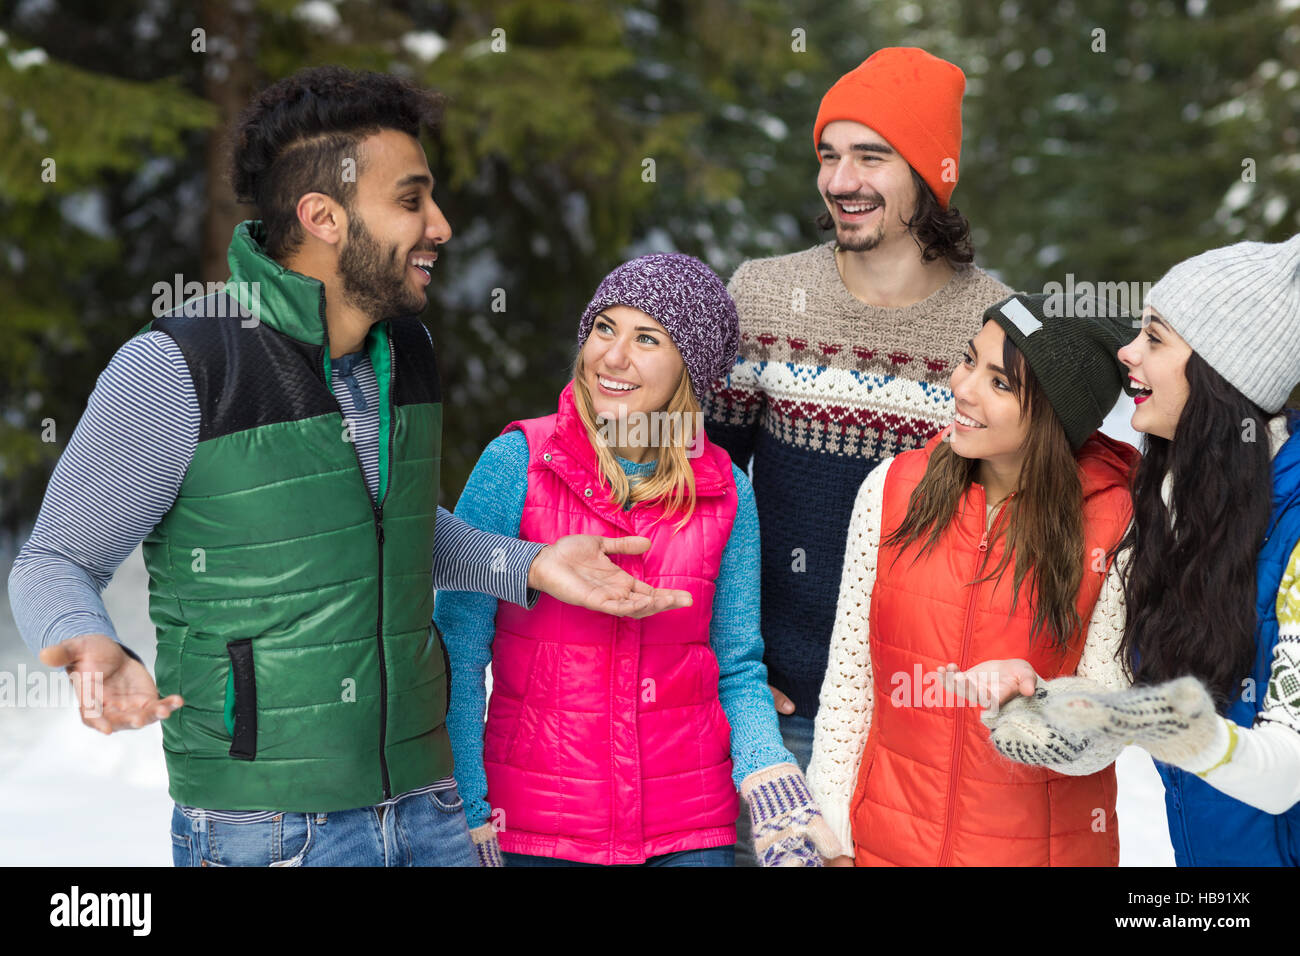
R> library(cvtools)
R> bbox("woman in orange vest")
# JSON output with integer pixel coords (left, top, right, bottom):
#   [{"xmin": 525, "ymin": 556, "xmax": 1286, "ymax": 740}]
[{"xmin": 806, "ymin": 292, "xmax": 1140, "ymax": 866}]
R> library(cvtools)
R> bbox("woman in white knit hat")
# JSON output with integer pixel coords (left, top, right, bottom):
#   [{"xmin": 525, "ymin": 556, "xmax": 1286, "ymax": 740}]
[{"xmin": 974, "ymin": 233, "xmax": 1300, "ymax": 866}]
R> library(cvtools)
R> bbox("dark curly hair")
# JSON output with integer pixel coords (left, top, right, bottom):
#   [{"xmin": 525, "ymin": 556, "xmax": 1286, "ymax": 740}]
[
  {"xmin": 229, "ymin": 66, "xmax": 446, "ymax": 260},
  {"xmin": 817, "ymin": 166, "xmax": 974, "ymax": 265}
]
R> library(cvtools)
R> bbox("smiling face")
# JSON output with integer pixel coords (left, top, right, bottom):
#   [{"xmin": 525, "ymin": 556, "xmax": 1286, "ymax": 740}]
[
  {"xmin": 1117, "ymin": 306, "xmax": 1193, "ymax": 441},
  {"xmin": 579, "ymin": 305, "xmax": 686, "ymax": 422},
  {"xmin": 947, "ymin": 320, "xmax": 1033, "ymax": 468},
  {"xmin": 816, "ymin": 119, "xmax": 919, "ymax": 253},
  {"xmin": 336, "ymin": 129, "xmax": 452, "ymax": 320}
]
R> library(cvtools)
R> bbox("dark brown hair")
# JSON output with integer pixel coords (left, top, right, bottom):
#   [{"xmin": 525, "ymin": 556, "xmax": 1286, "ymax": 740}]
[
  {"xmin": 229, "ymin": 66, "xmax": 446, "ymax": 260},
  {"xmin": 883, "ymin": 322, "xmax": 1085, "ymax": 650},
  {"xmin": 817, "ymin": 166, "xmax": 974, "ymax": 266}
]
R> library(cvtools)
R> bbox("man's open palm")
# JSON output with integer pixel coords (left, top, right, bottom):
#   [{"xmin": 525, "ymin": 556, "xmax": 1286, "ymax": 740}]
[
  {"xmin": 527, "ymin": 535, "xmax": 693, "ymax": 618},
  {"xmin": 39, "ymin": 634, "xmax": 183, "ymax": 735}
]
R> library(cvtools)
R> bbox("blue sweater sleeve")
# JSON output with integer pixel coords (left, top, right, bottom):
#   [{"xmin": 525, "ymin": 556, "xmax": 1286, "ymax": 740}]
[
  {"xmin": 434, "ymin": 429, "xmax": 531, "ymax": 830},
  {"xmin": 713, "ymin": 463, "xmax": 799, "ymax": 785}
]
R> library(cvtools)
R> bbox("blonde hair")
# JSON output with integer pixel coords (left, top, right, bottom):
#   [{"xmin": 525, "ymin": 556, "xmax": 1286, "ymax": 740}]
[{"xmin": 571, "ymin": 350, "xmax": 702, "ymax": 530}]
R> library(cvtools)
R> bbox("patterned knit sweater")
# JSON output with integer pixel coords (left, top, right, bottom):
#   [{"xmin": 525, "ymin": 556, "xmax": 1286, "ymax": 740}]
[{"xmin": 702, "ymin": 241, "xmax": 1012, "ymax": 716}]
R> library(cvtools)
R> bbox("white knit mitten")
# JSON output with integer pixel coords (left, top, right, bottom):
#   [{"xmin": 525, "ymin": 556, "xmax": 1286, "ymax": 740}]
[
  {"xmin": 740, "ymin": 763, "xmax": 844, "ymax": 866},
  {"xmin": 981, "ymin": 677, "xmax": 1126, "ymax": 776},
  {"xmin": 1039, "ymin": 675, "xmax": 1222, "ymax": 766},
  {"xmin": 469, "ymin": 822, "xmax": 504, "ymax": 867}
]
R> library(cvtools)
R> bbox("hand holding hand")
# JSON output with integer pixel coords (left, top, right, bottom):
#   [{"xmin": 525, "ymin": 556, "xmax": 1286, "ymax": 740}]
[
  {"xmin": 1039, "ymin": 675, "xmax": 1222, "ymax": 766},
  {"xmin": 982, "ymin": 676, "xmax": 1125, "ymax": 776}
]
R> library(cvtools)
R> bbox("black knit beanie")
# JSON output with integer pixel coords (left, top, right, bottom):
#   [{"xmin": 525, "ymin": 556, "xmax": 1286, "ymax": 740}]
[{"xmin": 984, "ymin": 292, "xmax": 1138, "ymax": 450}]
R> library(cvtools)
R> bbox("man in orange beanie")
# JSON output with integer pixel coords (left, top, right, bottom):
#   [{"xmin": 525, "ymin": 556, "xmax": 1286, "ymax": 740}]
[{"xmin": 701, "ymin": 46, "xmax": 1012, "ymax": 865}]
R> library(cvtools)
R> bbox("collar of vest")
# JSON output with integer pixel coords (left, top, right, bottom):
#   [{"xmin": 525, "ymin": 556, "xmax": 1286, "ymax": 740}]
[
  {"xmin": 1269, "ymin": 410, "xmax": 1300, "ymax": 526},
  {"xmin": 545, "ymin": 380, "xmax": 731, "ymax": 497},
  {"xmin": 227, "ymin": 220, "xmax": 330, "ymax": 347}
]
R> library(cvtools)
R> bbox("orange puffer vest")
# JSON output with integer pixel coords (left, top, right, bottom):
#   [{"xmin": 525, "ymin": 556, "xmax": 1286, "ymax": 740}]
[{"xmin": 850, "ymin": 428, "xmax": 1138, "ymax": 866}]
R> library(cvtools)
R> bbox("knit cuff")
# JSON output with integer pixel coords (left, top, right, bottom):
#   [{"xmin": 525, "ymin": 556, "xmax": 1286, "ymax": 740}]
[
  {"xmin": 469, "ymin": 822, "xmax": 503, "ymax": 867},
  {"xmin": 739, "ymin": 762, "xmax": 804, "ymax": 803},
  {"xmin": 1177, "ymin": 716, "xmax": 1235, "ymax": 775}
]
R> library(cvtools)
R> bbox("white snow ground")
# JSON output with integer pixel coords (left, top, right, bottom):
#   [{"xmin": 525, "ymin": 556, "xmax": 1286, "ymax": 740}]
[{"xmin": 0, "ymin": 400, "xmax": 1174, "ymax": 866}]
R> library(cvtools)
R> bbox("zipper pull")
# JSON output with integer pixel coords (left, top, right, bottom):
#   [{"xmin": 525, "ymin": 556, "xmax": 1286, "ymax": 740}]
[
  {"xmin": 978, "ymin": 531, "xmax": 989, "ymax": 552},
  {"xmin": 374, "ymin": 508, "xmax": 385, "ymax": 545}
]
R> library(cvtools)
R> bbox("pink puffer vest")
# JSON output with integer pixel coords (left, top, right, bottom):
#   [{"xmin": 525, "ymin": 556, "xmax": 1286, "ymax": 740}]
[{"xmin": 487, "ymin": 382, "xmax": 740, "ymax": 864}]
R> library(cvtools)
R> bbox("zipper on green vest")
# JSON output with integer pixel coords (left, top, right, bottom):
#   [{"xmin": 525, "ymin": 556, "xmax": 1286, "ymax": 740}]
[
  {"xmin": 374, "ymin": 502, "xmax": 391, "ymax": 799},
  {"xmin": 321, "ymin": 304, "xmax": 399, "ymax": 800},
  {"xmin": 370, "ymin": 329, "xmax": 399, "ymax": 797}
]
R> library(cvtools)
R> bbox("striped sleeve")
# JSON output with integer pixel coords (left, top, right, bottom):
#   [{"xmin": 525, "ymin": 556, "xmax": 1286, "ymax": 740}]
[
  {"xmin": 431, "ymin": 508, "xmax": 543, "ymax": 608},
  {"xmin": 7, "ymin": 332, "xmax": 197, "ymax": 655},
  {"xmin": 418, "ymin": 320, "xmax": 542, "ymax": 609}
]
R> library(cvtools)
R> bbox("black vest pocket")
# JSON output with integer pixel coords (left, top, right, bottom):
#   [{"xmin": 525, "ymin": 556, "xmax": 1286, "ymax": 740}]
[{"xmin": 226, "ymin": 638, "xmax": 259, "ymax": 761}]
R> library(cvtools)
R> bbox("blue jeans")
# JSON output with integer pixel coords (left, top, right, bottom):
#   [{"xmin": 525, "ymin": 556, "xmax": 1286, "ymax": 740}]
[
  {"xmin": 734, "ymin": 712, "xmax": 816, "ymax": 867},
  {"xmin": 170, "ymin": 784, "xmax": 477, "ymax": 867},
  {"xmin": 502, "ymin": 846, "xmax": 735, "ymax": 867}
]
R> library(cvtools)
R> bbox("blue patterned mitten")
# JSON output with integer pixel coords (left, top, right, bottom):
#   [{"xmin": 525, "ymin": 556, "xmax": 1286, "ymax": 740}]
[{"xmin": 740, "ymin": 763, "xmax": 843, "ymax": 867}]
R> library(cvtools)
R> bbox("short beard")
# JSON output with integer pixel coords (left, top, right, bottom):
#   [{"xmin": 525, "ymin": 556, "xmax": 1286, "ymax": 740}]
[
  {"xmin": 337, "ymin": 208, "xmax": 427, "ymax": 321},
  {"xmin": 835, "ymin": 221, "xmax": 886, "ymax": 253},
  {"xmin": 825, "ymin": 192, "xmax": 889, "ymax": 253}
]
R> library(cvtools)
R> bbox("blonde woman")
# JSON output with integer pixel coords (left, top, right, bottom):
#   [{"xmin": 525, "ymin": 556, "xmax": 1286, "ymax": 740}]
[{"xmin": 434, "ymin": 254, "xmax": 840, "ymax": 867}]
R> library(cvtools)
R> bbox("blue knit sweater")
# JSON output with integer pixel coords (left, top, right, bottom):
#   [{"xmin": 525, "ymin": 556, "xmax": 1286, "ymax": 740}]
[{"xmin": 435, "ymin": 428, "xmax": 795, "ymax": 830}]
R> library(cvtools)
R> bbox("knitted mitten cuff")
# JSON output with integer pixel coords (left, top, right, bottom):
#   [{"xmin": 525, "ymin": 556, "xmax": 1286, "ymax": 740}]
[
  {"xmin": 740, "ymin": 763, "xmax": 843, "ymax": 866},
  {"xmin": 469, "ymin": 822, "xmax": 504, "ymax": 868},
  {"xmin": 982, "ymin": 676, "xmax": 1125, "ymax": 776},
  {"xmin": 1039, "ymin": 675, "xmax": 1222, "ymax": 767}
]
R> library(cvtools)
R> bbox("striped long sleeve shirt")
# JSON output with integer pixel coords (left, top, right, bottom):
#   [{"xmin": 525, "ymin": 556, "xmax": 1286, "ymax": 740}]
[{"xmin": 7, "ymin": 328, "xmax": 544, "ymax": 656}]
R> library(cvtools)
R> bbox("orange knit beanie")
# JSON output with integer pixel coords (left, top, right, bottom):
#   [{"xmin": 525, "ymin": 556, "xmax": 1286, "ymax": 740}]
[{"xmin": 813, "ymin": 48, "xmax": 966, "ymax": 209}]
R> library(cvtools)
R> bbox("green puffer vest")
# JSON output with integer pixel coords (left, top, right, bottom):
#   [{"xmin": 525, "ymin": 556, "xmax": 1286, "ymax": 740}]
[{"xmin": 142, "ymin": 220, "xmax": 451, "ymax": 811}]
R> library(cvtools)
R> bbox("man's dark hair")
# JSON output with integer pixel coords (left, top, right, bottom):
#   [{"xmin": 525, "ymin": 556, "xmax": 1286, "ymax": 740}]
[
  {"xmin": 229, "ymin": 66, "xmax": 446, "ymax": 260},
  {"xmin": 817, "ymin": 166, "xmax": 974, "ymax": 265}
]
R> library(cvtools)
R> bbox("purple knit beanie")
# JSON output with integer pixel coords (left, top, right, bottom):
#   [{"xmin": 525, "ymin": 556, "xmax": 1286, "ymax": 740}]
[{"xmin": 577, "ymin": 253, "xmax": 740, "ymax": 402}]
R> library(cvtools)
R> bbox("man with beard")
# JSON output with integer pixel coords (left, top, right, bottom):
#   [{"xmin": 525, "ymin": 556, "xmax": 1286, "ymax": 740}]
[
  {"xmin": 7, "ymin": 67, "xmax": 689, "ymax": 867},
  {"xmin": 700, "ymin": 48, "xmax": 1012, "ymax": 864}
]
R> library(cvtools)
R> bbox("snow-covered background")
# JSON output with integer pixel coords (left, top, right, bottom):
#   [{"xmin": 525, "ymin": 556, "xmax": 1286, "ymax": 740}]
[{"xmin": 0, "ymin": 400, "xmax": 1174, "ymax": 866}]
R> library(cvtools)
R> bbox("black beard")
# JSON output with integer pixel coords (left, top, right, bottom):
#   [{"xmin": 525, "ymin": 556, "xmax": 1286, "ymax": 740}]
[
  {"xmin": 337, "ymin": 210, "xmax": 429, "ymax": 321},
  {"xmin": 827, "ymin": 194, "xmax": 887, "ymax": 253},
  {"xmin": 835, "ymin": 225, "xmax": 885, "ymax": 253}
]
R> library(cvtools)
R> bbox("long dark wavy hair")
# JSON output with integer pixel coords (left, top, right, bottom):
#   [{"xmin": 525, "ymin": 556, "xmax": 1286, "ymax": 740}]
[
  {"xmin": 883, "ymin": 321, "xmax": 1085, "ymax": 651},
  {"xmin": 817, "ymin": 166, "xmax": 974, "ymax": 265},
  {"xmin": 1115, "ymin": 351, "xmax": 1275, "ymax": 707}
]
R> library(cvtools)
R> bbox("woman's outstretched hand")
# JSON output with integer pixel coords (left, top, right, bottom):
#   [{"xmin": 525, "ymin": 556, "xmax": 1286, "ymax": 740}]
[
  {"xmin": 526, "ymin": 534, "xmax": 693, "ymax": 618},
  {"xmin": 937, "ymin": 658, "xmax": 1038, "ymax": 713}
]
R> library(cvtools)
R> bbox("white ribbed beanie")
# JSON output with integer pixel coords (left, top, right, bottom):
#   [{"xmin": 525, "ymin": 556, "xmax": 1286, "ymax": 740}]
[{"xmin": 1145, "ymin": 233, "xmax": 1300, "ymax": 413}]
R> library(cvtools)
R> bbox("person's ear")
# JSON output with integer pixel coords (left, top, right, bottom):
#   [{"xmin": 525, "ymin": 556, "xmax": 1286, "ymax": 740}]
[{"xmin": 296, "ymin": 192, "xmax": 346, "ymax": 247}]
